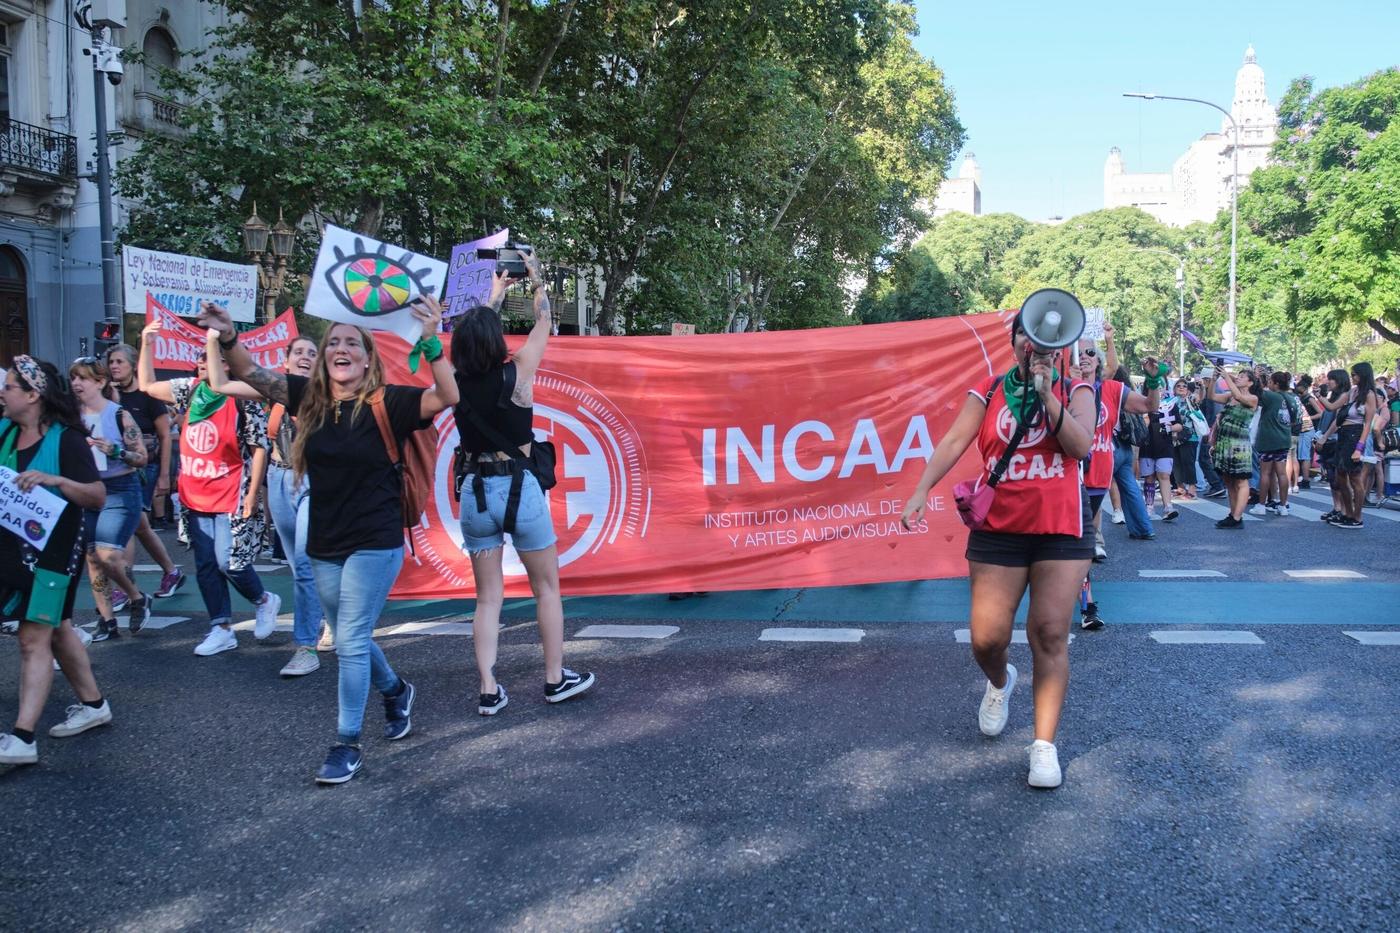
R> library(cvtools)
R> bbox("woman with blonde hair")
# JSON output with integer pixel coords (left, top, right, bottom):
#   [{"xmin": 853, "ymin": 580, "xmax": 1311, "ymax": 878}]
[{"xmin": 199, "ymin": 296, "xmax": 457, "ymax": 785}]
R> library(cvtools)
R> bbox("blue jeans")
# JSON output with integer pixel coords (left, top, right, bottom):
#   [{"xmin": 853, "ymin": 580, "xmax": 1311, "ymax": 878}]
[
  {"xmin": 311, "ymin": 547, "xmax": 404, "ymax": 744},
  {"xmin": 1197, "ymin": 439, "xmax": 1222, "ymax": 490},
  {"xmin": 1112, "ymin": 442, "xmax": 1154, "ymax": 538},
  {"xmin": 267, "ymin": 463, "xmax": 323, "ymax": 647},
  {"xmin": 188, "ymin": 511, "xmax": 265, "ymax": 628}
]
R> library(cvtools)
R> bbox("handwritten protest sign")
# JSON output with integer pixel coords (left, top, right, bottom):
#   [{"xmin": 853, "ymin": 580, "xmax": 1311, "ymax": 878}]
[
  {"xmin": 0, "ymin": 466, "xmax": 68, "ymax": 551},
  {"xmin": 443, "ymin": 229, "xmax": 509, "ymax": 319},
  {"xmin": 1083, "ymin": 307, "xmax": 1106, "ymax": 342},
  {"xmin": 123, "ymin": 246, "xmax": 258, "ymax": 324},
  {"xmin": 305, "ymin": 225, "xmax": 447, "ymax": 343}
]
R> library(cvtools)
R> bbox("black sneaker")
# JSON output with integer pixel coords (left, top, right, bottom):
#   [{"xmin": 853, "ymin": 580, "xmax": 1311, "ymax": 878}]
[
  {"xmin": 314, "ymin": 744, "xmax": 363, "ymax": 785},
  {"xmin": 1080, "ymin": 602, "xmax": 1105, "ymax": 631},
  {"xmin": 478, "ymin": 684, "xmax": 509, "ymax": 716},
  {"xmin": 1334, "ymin": 516, "xmax": 1364, "ymax": 529},
  {"xmin": 91, "ymin": 618, "xmax": 121, "ymax": 642},
  {"xmin": 1247, "ymin": 489, "xmax": 1260, "ymax": 506},
  {"xmin": 1205, "ymin": 487, "xmax": 1228, "ymax": 499},
  {"xmin": 545, "ymin": 668, "xmax": 596, "ymax": 704},
  {"xmin": 128, "ymin": 595, "xmax": 151, "ymax": 634},
  {"xmin": 1214, "ymin": 516, "xmax": 1244, "ymax": 529},
  {"xmin": 382, "ymin": 680, "xmax": 415, "ymax": 740},
  {"xmin": 1321, "ymin": 510, "xmax": 1341, "ymax": 523},
  {"xmin": 1299, "ymin": 479, "xmax": 1311, "ymax": 489}
]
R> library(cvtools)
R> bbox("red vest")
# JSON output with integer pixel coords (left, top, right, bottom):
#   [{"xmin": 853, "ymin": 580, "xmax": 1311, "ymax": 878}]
[
  {"xmin": 1085, "ymin": 380, "xmax": 1125, "ymax": 491},
  {"xmin": 178, "ymin": 398, "xmax": 243, "ymax": 514},
  {"xmin": 972, "ymin": 376, "xmax": 1088, "ymax": 536}
]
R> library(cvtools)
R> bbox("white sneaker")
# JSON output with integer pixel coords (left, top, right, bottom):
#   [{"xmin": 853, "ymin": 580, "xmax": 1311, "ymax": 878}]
[
  {"xmin": 0, "ymin": 732, "xmax": 37, "ymax": 765},
  {"xmin": 1148, "ymin": 510, "xmax": 1162, "ymax": 520},
  {"xmin": 279, "ymin": 648, "xmax": 321, "ymax": 677},
  {"xmin": 48, "ymin": 700, "xmax": 113, "ymax": 738},
  {"xmin": 1276, "ymin": 504, "xmax": 1291, "ymax": 517},
  {"xmin": 1111, "ymin": 511, "xmax": 1125, "ymax": 525},
  {"xmin": 317, "ymin": 624, "xmax": 335, "ymax": 653},
  {"xmin": 1027, "ymin": 740, "xmax": 1062, "ymax": 788},
  {"xmin": 978, "ymin": 663, "xmax": 1018, "ymax": 737},
  {"xmin": 1249, "ymin": 503, "xmax": 1269, "ymax": 516},
  {"xmin": 194, "ymin": 626, "xmax": 237, "ymax": 656},
  {"xmin": 76, "ymin": 626, "xmax": 93, "ymax": 647},
  {"xmin": 1094, "ymin": 542, "xmax": 1107, "ymax": 561},
  {"xmin": 253, "ymin": 592, "xmax": 282, "ymax": 640}
]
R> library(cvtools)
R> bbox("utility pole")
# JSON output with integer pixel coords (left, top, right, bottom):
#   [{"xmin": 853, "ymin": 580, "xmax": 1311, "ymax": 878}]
[{"xmin": 75, "ymin": 3, "xmax": 126, "ymax": 325}]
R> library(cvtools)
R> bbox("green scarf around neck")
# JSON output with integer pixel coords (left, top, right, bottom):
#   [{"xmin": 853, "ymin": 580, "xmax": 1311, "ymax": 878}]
[
  {"xmin": 1001, "ymin": 365, "xmax": 1059, "ymax": 428},
  {"xmin": 187, "ymin": 381, "xmax": 229, "ymax": 424}
]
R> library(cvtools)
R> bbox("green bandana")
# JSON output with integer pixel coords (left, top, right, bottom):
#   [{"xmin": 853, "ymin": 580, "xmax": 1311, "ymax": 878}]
[
  {"xmin": 1001, "ymin": 366, "xmax": 1058, "ymax": 428},
  {"xmin": 187, "ymin": 381, "xmax": 228, "ymax": 424},
  {"xmin": 406, "ymin": 334, "xmax": 444, "ymax": 375}
]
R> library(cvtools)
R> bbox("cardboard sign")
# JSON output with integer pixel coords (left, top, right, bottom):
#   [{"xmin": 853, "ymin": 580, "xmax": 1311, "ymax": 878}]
[
  {"xmin": 671, "ymin": 323, "xmax": 696, "ymax": 336},
  {"xmin": 443, "ymin": 229, "xmax": 509, "ymax": 319},
  {"xmin": 0, "ymin": 466, "xmax": 68, "ymax": 551},
  {"xmin": 305, "ymin": 225, "xmax": 448, "ymax": 344},
  {"xmin": 122, "ymin": 246, "xmax": 259, "ymax": 324},
  {"xmin": 1082, "ymin": 307, "xmax": 1106, "ymax": 342}
]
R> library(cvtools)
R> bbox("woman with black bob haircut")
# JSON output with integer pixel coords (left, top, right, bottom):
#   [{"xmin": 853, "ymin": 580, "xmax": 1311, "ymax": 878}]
[
  {"xmin": 900, "ymin": 310, "xmax": 1096, "ymax": 789},
  {"xmin": 451, "ymin": 256, "xmax": 594, "ymax": 720},
  {"xmin": 0, "ymin": 357, "xmax": 114, "ymax": 766},
  {"xmin": 1316, "ymin": 362, "xmax": 1379, "ymax": 528}
]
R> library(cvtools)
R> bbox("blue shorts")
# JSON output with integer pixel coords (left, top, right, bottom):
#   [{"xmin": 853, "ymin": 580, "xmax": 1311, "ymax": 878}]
[
  {"xmin": 141, "ymin": 461, "xmax": 160, "ymax": 510},
  {"xmin": 459, "ymin": 472, "xmax": 557, "ymax": 555},
  {"xmin": 88, "ymin": 473, "xmax": 143, "ymax": 551}
]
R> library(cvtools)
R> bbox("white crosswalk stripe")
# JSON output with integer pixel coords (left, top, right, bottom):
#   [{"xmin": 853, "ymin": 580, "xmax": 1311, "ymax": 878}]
[
  {"xmin": 1150, "ymin": 630, "xmax": 1264, "ymax": 644},
  {"xmin": 1284, "ymin": 569, "xmax": 1367, "ymax": 579},
  {"xmin": 1174, "ymin": 498, "xmax": 1259, "ymax": 522},
  {"xmin": 1344, "ymin": 631, "xmax": 1400, "ymax": 646}
]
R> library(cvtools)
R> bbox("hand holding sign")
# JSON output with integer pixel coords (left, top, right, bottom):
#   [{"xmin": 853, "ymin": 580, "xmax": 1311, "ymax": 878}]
[
  {"xmin": 0, "ymin": 465, "xmax": 68, "ymax": 551},
  {"xmin": 305, "ymin": 225, "xmax": 448, "ymax": 343}
]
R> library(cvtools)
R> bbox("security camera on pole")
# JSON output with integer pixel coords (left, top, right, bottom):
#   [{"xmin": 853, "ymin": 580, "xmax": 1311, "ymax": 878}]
[{"xmin": 75, "ymin": 2, "xmax": 127, "ymax": 334}]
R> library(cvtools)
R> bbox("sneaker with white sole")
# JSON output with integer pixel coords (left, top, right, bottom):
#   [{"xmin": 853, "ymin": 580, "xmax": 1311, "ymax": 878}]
[
  {"xmin": 76, "ymin": 626, "xmax": 93, "ymax": 647},
  {"xmin": 48, "ymin": 700, "xmax": 112, "ymax": 738},
  {"xmin": 1276, "ymin": 503, "xmax": 1291, "ymax": 517},
  {"xmin": 1027, "ymin": 739, "xmax": 1062, "ymax": 788},
  {"xmin": 479, "ymin": 684, "xmax": 509, "ymax": 716},
  {"xmin": 317, "ymin": 624, "xmax": 335, "ymax": 653},
  {"xmin": 253, "ymin": 592, "xmax": 282, "ymax": 640},
  {"xmin": 0, "ymin": 732, "xmax": 38, "ymax": 765},
  {"xmin": 194, "ymin": 626, "xmax": 237, "ymax": 656},
  {"xmin": 1110, "ymin": 511, "xmax": 1125, "ymax": 525},
  {"xmin": 315, "ymin": 744, "xmax": 363, "ymax": 785},
  {"xmin": 91, "ymin": 618, "xmax": 120, "ymax": 642},
  {"xmin": 110, "ymin": 589, "xmax": 130, "ymax": 613},
  {"xmin": 127, "ymin": 595, "xmax": 151, "ymax": 634},
  {"xmin": 279, "ymin": 648, "xmax": 321, "ymax": 677},
  {"xmin": 545, "ymin": 668, "xmax": 596, "ymax": 704},
  {"xmin": 154, "ymin": 567, "xmax": 186, "ymax": 598},
  {"xmin": 978, "ymin": 663, "xmax": 1018, "ymax": 736},
  {"xmin": 383, "ymin": 680, "xmax": 416, "ymax": 740}
]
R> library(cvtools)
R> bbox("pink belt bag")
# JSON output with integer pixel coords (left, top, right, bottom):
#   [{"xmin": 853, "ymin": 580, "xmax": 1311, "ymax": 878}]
[{"xmin": 955, "ymin": 396, "xmax": 1032, "ymax": 531}]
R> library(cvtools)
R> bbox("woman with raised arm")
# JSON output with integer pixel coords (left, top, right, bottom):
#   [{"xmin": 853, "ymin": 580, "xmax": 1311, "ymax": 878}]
[
  {"xmin": 453, "ymin": 256, "xmax": 595, "ymax": 719},
  {"xmin": 207, "ymin": 333, "xmax": 327, "ymax": 677},
  {"xmin": 138, "ymin": 319, "xmax": 280, "ymax": 654},
  {"xmin": 0, "ymin": 358, "xmax": 114, "ymax": 766},
  {"xmin": 1207, "ymin": 365, "xmax": 1262, "ymax": 528},
  {"xmin": 198, "ymin": 296, "xmax": 457, "ymax": 785},
  {"xmin": 68, "ymin": 357, "xmax": 151, "ymax": 640},
  {"xmin": 900, "ymin": 313, "xmax": 1096, "ymax": 789},
  {"xmin": 1314, "ymin": 362, "xmax": 1380, "ymax": 528}
]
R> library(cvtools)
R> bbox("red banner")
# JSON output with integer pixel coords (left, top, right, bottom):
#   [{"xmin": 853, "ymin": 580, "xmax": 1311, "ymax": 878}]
[
  {"xmin": 379, "ymin": 311, "xmax": 1016, "ymax": 598},
  {"xmin": 144, "ymin": 295, "xmax": 301, "ymax": 372}
]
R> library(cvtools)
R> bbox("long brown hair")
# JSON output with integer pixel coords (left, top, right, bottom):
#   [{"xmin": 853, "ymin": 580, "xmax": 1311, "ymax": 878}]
[{"xmin": 290, "ymin": 323, "xmax": 386, "ymax": 483}]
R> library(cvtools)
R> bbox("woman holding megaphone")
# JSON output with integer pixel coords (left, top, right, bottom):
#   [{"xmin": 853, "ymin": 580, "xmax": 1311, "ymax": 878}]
[{"xmin": 901, "ymin": 304, "xmax": 1096, "ymax": 790}]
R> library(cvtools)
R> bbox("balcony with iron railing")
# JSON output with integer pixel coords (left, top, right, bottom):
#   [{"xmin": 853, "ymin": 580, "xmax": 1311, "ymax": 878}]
[{"xmin": 0, "ymin": 118, "xmax": 79, "ymax": 181}]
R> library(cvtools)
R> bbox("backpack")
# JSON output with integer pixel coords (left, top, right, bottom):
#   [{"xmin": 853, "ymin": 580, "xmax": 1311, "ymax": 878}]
[
  {"xmin": 1115, "ymin": 407, "xmax": 1148, "ymax": 447},
  {"xmin": 368, "ymin": 390, "xmax": 439, "ymax": 529}
]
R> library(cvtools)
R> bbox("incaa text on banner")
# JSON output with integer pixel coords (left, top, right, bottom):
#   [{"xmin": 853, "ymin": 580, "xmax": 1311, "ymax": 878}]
[{"xmin": 701, "ymin": 415, "xmax": 935, "ymax": 486}]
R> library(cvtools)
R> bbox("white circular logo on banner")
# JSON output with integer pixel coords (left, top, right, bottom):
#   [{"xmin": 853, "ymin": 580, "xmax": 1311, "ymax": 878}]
[
  {"xmin": 184, "ymin": 420, "xmax": 220, "ymax": 455},
  {"xmin": 430, "ymin": 370, "xmax": 651, "ymax": 577},
  {"xmin": 995, "ymin": 403, "xmax": 1046, "ymax": 448}
]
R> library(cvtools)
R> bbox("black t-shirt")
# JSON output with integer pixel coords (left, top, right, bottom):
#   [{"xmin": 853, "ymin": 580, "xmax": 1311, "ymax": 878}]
[
  {"xmin": 1143, "ymin": 410, "xmax": 1175, "ymax": 459},
  {"xmin": 117, "ymin": 388, "xmax": 168, "ymax": 458},
  {"xmin": 286, "ymin": 375, "xmax": 428, "ymax": 559},
  {"xmin": 0, "ymin": 425, "xmax": 100, "ymax": 589}
]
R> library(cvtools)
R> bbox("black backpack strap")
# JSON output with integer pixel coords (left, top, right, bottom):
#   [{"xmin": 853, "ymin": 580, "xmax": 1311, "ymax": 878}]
[{"xmin": 979, "ymin": 380, "xmax": 1032, "ymax": 489}]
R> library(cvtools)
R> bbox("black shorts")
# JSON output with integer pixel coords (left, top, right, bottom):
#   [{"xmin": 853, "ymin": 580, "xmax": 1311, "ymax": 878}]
[
  {"xmin": 1334, "ymin": 425, "xmax": 1366, "ymax": 473},
  {"xmin": 966, "ymin": 496, "xmax": 1095, "ymax": 568}
]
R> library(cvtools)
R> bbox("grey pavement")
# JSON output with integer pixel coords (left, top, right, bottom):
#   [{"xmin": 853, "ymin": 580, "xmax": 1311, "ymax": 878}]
[{"xmin": 0, "ymin": 491, "xmax": 1397, "ymax": 930}]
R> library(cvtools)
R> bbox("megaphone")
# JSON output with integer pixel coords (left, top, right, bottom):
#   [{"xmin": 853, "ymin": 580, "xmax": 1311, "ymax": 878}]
[{"xmin": 1018, "ymin": 288, "xmax": 1087, "ymax": 392}]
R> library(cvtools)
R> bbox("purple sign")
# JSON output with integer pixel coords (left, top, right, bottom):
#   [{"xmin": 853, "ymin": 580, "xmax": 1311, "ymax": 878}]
[{"xmin": 443, "ymin": 228, "xmax": 509, "ymax": 319}]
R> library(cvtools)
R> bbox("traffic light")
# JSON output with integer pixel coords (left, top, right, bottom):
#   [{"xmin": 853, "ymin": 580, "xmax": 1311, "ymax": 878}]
[{"xmin": 94, "ymin": 320, "xmax": 121, "ymax": 356}]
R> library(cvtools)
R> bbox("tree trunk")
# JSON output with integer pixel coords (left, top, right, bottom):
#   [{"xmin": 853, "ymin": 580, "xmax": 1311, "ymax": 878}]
[
  {"xmin": 1368, "ymin": 317, "xmax": 1400, "ymax": 344},
  {"xmin": 528, "ymin": 0, "xmax": 578, "ymax": 95},
  {"xmin": 491, "ymin": 0, "xmax": 511, "ymax": 102}
]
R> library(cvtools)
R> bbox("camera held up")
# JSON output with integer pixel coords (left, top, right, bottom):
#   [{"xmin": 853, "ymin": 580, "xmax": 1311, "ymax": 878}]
[{"xmin": 476, "ymin": 241, "xmax": 534, "ymax": 278}]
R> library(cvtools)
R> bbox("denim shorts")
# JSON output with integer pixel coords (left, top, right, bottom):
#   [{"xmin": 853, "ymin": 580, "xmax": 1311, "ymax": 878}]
[
  {"xmin": 88, "ymin": 473, "xmax": 143, "ymax": 550},
  {"xmin": 459, "ymin": 471, "xmax": 557, "ymax": 555},
  {"xmin": 1138, "ymin": 456, "xmax": 1173, "ymax": 477}
]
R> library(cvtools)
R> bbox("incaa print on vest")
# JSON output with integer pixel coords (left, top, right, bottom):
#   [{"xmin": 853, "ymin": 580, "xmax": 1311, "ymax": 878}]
[{"xmin": 701, "ymin": 416, "xmax": 934, "ymax": 486}]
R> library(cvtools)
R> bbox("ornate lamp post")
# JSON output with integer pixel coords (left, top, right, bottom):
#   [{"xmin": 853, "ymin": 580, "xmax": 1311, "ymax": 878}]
[{"xmin": 241, "ymin": 204, "xmax": 297, "ymax": 322}]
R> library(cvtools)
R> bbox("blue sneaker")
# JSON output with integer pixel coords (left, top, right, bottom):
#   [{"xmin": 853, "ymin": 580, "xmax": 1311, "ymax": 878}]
[
  {"xmin": 383, "ymin": 680, "xmax": 415, "ymax": 740},
  {"xmin": 314, "ymin": 744, "xmax": 362, "ymax": 785}
]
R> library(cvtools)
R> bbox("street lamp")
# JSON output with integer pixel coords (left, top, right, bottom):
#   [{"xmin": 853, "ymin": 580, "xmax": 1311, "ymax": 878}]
[
  {"xmin": 241, "ymin": 204, "xmax": 297, "ymax": 322},
  {"xmin": 1137, "ymin": 248, "xmax": 1187, "ymax": 374},
  {"xmin": 1122, "ymin": 92, "xmax": 1239, "ymax": 352}
]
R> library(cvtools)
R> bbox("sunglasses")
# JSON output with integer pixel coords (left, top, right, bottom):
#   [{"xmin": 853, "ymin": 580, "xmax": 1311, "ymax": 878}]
[
  {"xmin": 71, "ymin": 356, "xmax": 99, "ymax": 365},
  {"xmin": 1082, "ymin": 349, "xmax": 1098, "ymax": 357}
]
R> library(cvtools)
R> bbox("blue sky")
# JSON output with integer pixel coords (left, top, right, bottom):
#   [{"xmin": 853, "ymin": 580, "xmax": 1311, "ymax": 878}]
[{"xmin": 912, "ymin": 0, "xmax": 1400, "ymax": 221}]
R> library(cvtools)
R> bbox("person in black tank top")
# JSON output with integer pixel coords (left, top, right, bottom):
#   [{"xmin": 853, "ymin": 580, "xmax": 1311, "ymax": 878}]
[{"xmin": 451, "ymin": 256, "xmax": 595, "ymax": 717}]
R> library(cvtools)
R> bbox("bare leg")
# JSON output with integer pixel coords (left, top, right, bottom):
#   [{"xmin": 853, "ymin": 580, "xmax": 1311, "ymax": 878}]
[
  {"xmin": 967, "ymin": 562, "xmax": 1029, "ymax": 688},
  {"xmin": 15, "ymin": 622, "xmax": 56, "ymax": 732},
  {"xmin": 1229, "ymin": 477, "xmax": 1249, "ymax": 520},
  {"xmin": 87, "ymin": 553, "xmax": 114, "ymax": 619},
  {"xmin": 519, "ymin": 544, "xmax": 565, "ymax": 684},
  {"xmin": 1348, "ymin": 469, "xmax": 1368, "ymax": 520},
  {"xmin": 1025, "ymin": 559, "xmax": 1090, "ymax": 742},
  {"xmin": 133, "ymin": 513, "xmax": 176, "ymax": 574},
  {"xmin": 96, "ymin": 546, "xmax": 140, "ymax": 601},
  {"xmin": 1107, "ymin": 481, "xmax": 1122, "ymax": 516},
  {"xmin": 51, "ymin": 620, "xmax": 101, "ymax": 703},
  {"xmin": 469, "ymin": 547, "xmax": 505, "ymax": 694},
  {"xmin": 1156, "ymin": 470, "xmax": 1174, "ymax": 512}
]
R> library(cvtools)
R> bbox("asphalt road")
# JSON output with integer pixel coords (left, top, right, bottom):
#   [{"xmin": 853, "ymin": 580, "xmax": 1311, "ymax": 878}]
[{"xmin": 0, "ymin": 489, "xmax": 1397, "ymax": 930}]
